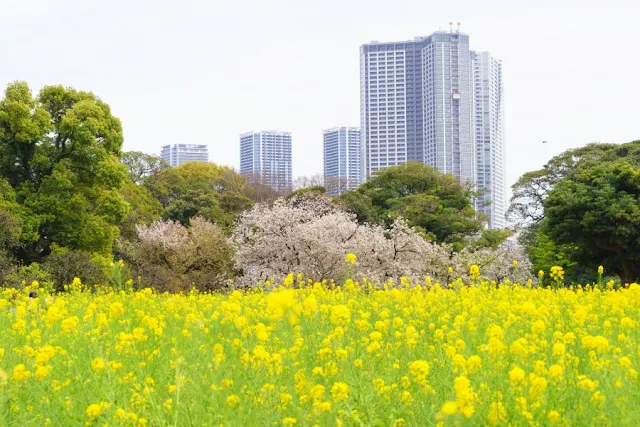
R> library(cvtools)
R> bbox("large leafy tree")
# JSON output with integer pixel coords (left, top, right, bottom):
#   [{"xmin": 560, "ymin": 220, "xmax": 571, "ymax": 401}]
[
  {"xmin": 118, "ymin": 181, "xmax": 163, "ymax": 241},
  {"xmin": 145, "ymin": 162, "xmax": 253, "ymax": 229},
  {"xmin": 0, "ymin": 180, "xmax": 25, "ymax": 250},
  {"xmin": 341, "ymin": 162, "xmax": 486, "ymax": 247},
  {"xmin": 0, "ymin": 82, "xmax": 128, "ymax": 262},
  {"xmin": 121, "ymin": 151, "xmax": 169, "ymax": 185},
  {"xmin": 542, "ymin": 141, "xmax": 640, "ymax": 283},
  {"xmin": 507, "ymin": 143, "xmax": 616, "ymax": 227},
  {"xmin": 509, "ymin": 141, "xmax": 640, "ymax": 282}
]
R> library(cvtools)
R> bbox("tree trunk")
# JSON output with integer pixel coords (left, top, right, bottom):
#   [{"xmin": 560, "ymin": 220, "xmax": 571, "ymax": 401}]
[{"xmin": 621, "ymin": 258, "xmax": 640, "ymax": 285}]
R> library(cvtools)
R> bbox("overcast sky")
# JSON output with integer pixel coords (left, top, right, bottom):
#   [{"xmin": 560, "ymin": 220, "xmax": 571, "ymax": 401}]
[{"xmin": 1, "ymin": 0, "xmax": 639, "ymax": 188}]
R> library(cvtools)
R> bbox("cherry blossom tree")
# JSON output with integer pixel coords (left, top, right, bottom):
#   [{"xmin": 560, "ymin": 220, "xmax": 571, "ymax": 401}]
[{"xmin": 232, "ymin": 199, "xmax": 533, "ymax": 286}]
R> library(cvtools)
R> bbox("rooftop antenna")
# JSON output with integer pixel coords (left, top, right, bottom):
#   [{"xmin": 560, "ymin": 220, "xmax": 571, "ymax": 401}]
[
  {"xmin": 449, "ymin": 21, "xmax": 453, "ymax": 33},
  {"xmin": 457, "ymin": 22, "xmax": 461, "ymax": 33}
]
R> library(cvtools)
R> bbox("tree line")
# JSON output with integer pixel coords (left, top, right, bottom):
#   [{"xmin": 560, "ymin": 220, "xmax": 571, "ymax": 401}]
[{"xmin": 1, "ymin": 81, "xmax": 638, "ymax": 288}]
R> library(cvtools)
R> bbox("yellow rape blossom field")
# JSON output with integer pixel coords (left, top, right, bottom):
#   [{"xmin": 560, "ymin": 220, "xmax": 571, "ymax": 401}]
[{"xmin": 1, "ymin": 278, "xmax": 640, "ymax": 426}]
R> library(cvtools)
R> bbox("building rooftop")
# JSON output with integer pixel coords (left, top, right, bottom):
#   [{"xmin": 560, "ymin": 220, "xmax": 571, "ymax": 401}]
[
  {"xmin": 323, "ymin": 126, "xmax": 360, "ymax": 134},
  {"xmin": 362, "ymin": 30, "xmax": 470, "ymax": 48},
  {"xmin": 240, "ymin": 131, "xmax": 292, "ymax": 137}
]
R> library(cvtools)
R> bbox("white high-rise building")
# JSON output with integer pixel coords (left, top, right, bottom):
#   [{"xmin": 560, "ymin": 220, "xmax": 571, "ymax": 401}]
[
  {"xmin": 160, "ymin": 144, "xmax": 209, "ymax": 167},
  {"xmin": 471, "ymin": 51, "xmax": 506, "ymax": 229},
  {"xmin": 240, "ymin": 131, "xmax": 292, "ymax": 191},
  {"xmin": 360, "ymin": 29, "xmax": 506, "ymax": 228},
  {"xmin": 323, "ymin": 127, "xmax": 361, "ymax": 195}
]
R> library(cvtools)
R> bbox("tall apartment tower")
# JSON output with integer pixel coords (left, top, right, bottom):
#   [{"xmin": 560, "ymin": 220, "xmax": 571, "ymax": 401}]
[
  {"xmin": 160, "ymin": 144, "xmax": 209, "ymax": 167},
  {"xmin": 323, "ymin": 127, "xmax": 361, "ymax": 195},
  {"xmin": 239, "ymin": 131, "xmax": 293, "ymax": 191},
  {"xmin": 360, "ymin": 29, "xmax": 506, "ymax": 228},
  {"xmin": 472, "ymin": 51, "xmax": 506, "ymax": 229}
]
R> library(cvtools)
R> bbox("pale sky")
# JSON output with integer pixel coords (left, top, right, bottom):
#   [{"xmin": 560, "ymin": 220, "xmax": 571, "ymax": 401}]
[{"xmin": 1, "ymin": 0, "xmax": 639, "ymax": 189}]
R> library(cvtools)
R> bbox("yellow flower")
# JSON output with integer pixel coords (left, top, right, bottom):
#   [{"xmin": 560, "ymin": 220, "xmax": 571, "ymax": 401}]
[
  {"xmin": 61, "ymin": 316, "xmax": 79, "ymax": 333},
  {"xmin": 345, "ymin": 253, "xmax": 357, "ymax": 264},
  {"xmin": 550, "ymin": 266, "xmax": 564, "ymax": 281},
  {"xmin": 469, "ymin": 264, "xmax": 480, "ymax": 278},
  {"xmin": 282, "ymin": 418, "xmax": 297, "ymax": 426},
  {"xmin": 487, "ymin": 402, "xmax": 507, "ymax": 425},
  {"xmin": 529, "ymin": 377, "xmax": 548, "ymax": 400},
  {"xmin": 467, "ymin": 355, "xmax": 482, "ymax": 374},
  {"xmin": 538, "ymin": 270, "xmax": 545, "ymax": 278},
  {"xmin": 330, "ymin": 305, "xmax": 351, "ymax": 326},
  {"xmin": 91, "ymin": 357, "xmax": 105, "ymax": 372},
  {"xmin": 512, "ymin": 260, "xmax": 519, "ymax": 267},
  {"xmin": 619, "ymin": 356, "xmax": 632, "ymax": 369},
  {"xmin": 548, "ymin": 364, "xmax": 564, "ymax": 382},
  {"xmin": 255, "ymin": 323, "xmax": 269, "ymax": 342},
  {"xmin": 34, "ymin": 364, "xmax": 51, "ymax": 380},
  {"xmin": 509, "ymin": 367, "xmax": 525, "ymax": 385},
  {"xmin": 441, "ymin": 401, "xmax": 458, "ymax": 415},
  {"xmin": 330, "ymin": 382, "xmax": 350, "ymax": 402},
  {"xmin": 310, "ymin": 384, "xmax": 325, "ymax": 402},
  {"xmin": 548, "ymin": 410, "xmax": 562, "ymax": 424},
  {"xmin": 226, "ymin": 394, "xmax": 240, "ymax": 408},
  {"xmin": 85, "ymin": 402, "xmax": 109, "ymax": 419},
  {"xmin": 36, "ymin": 345, "xmax": 56, "ymax": 364},
  {"xmin": 86, "ymin": 404, "xmax": 103, "ymax": 419},
  {"xmin": 163, "ymin": 399, "xmax": 173, "ymax": 410},
  {"xmin": 531, "ymin": 320, "xmax": 545, "ymax": 334},
  {"xmin": 591, "ymin": 391, "xmax": 605, "ymax": 408},
  {"xmin": 12, "ymin": 364, "xmax": 31, "ymax": 382},
  {"xmin": 409, "ymin": 360, "xmax": 430, "ymax": 383},
  {"xmin": 598, "ymin": 265, "xmax": 604, "ymax": 274}
]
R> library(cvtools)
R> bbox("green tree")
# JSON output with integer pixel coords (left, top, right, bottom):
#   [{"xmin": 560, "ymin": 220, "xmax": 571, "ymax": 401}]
[
  {"xmin": 336, "ymin": 190, "xmax": 377, "ymax": 224},
  {"xmin": 145, "ymin": 162, "xmax": 253, "ymax": 230},
  {"xmin": 120, "ymin": 151, "xmax": 169, "ymax": 185},
  {"xmin": 0, "ymin": 82, "xmax": 128, "ymax": 262},
  {"xmin": 507, "ymin": 142, "xmax": 618, "ymax": 227},
  {"xmin": 0, "ymin": 180, "xmax": 25, "ymax": 250},
  {"xmin": 351, "ymin": 162, "xmax": 485, "ymax": 247},
  {"xmin": 119, "ymin": 181, "xmax": 163, "ymax": 241},
  {"xmin": 508, "ymin": 142, "xmax": 635, "ymax": 280},
  {"xmin": 285, "ymin": 185, "xmax": 326, "ymax": 201},
  {"xmin": 543, "ymin": 144, "xmax": 640, "ymax": 283},
  {"xmin": 470, "ymin": 229, "xmax": 513, "ymax": 250}
]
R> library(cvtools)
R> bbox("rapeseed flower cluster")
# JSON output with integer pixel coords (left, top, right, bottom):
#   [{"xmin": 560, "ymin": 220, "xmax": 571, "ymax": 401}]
[{"xmin": 0, "ymin": 275, "xmax": 639, "ymax": 425}]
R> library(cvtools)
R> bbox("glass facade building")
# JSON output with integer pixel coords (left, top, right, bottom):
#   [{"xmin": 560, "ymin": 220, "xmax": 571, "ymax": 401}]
[
  {"xmin": 472, "ymin": 51, "xmax": 506, "ymax": 229},
  {"xmin": 239, "ymin": 131, "xmax": 293, "ymax": 192},
  {"xmin": 323, "ymin": 127, "xmax": 361, "ymax": 195},
  {"xmin": 360, "ymin": 30, "xmax": 506, "ymax": 228},
  {"xmin": 160, "ymin": 144, "xmax": 209, "ymax": 167}
]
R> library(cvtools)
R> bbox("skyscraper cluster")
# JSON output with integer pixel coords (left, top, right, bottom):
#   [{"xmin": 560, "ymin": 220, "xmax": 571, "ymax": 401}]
[{"xmin": 161, "ymin": 27, "xmax": 506, "ymax": 229}]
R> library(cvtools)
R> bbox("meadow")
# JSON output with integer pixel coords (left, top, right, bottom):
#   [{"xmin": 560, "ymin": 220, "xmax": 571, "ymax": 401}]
[{"xmin": 1, "ymin": 275, "xmax": 639, "ymax": 426}]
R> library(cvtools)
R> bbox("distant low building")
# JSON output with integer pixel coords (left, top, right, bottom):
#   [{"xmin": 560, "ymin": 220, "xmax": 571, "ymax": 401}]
[
  {"xmin": 323, "ymin": 127, "xmax": 361, "ymax": 195},
  {"xmin": 160, "ymin": 144, "xmax": 209, "ymax": 167},
  {"xmin": 240, "ymin": 131, "xmax": 292, "ymax": 192}
]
